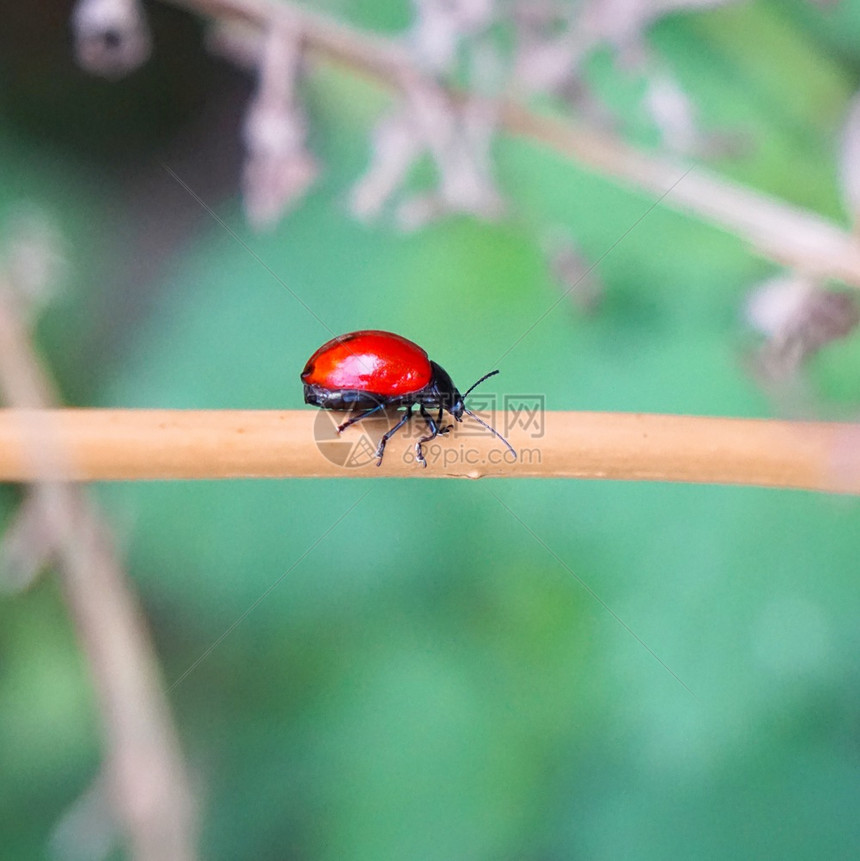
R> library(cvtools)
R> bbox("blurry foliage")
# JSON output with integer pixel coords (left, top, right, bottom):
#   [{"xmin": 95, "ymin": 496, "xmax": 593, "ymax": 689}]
[{"xmin": 2, "ymin": 1, "xmax": 860, "ymax": 859}]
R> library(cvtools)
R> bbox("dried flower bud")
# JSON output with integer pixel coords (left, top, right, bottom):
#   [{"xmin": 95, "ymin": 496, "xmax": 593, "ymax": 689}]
[
  {"xmin": 511, "ymin": 1, "xmax": 593, "ymax": 94},
  {"xmin": 543, "ymin": 230, "xmax": 603, "ymax": 312},
  {"xmin": 437, "ymin": 98, "xmax": 504, "ymax": 217},
  {"xmin": 800, "ymin": 289, "xmax": 860, "ymax": 347},
  {"xmin": 350, "ymin": 110, "xmax": 423, "ymax": 221},
  {"xmin": 395, "ymin": 194, "xmax": 447, "ymax": 232},
  {"xmin": 746, "ymin": 274, "xmax": 860, "ymax": 380},
  {"xmin": 644, "ymin": 73, "xmax": 699, "ymax": 154},
  {"xmin": 242, "ymin": 25, "xmax": 318, "ymax": 229},
  {"xmin": 746, "ymin": 275, "xmax": 815, "ymax": 340},
  {"xmin": 409, "ymin": 0, "xmax": 496, "ymax": 74},
  {"xmin": 71, "ymin": 0, "xmax": 151, "ymax": 78}
]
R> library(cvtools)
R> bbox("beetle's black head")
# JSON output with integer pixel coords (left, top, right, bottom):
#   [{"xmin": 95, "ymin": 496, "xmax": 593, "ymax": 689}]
[
  {"xmin": 430, "ymin": 362, "xmax": 503, "ymax": 421},
  {"xmin": 433, "ymin": 364, "xmax": 517, "ymax": 459}
]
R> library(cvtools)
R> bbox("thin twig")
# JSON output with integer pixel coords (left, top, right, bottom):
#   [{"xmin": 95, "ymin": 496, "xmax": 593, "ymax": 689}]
[
  {"xmin": 0, "ymin": 408, "xmax": 858, "ymax": 492},
  {"xmin": 163, "ymin": 0, "xmax": 860, "ymax": 285},
  {"xmin": 0, "ymin": 282, "xmax": 198, "ymax": 861}
]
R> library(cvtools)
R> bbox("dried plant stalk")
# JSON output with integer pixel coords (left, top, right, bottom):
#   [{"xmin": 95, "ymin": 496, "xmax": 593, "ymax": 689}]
[
  {"xmin": 0, "ymin": 281, "xmax": 197, "ymax": 861},
  {"xmin": 0, "ymin": 408, "xmax": 858, "ymax": 493}
]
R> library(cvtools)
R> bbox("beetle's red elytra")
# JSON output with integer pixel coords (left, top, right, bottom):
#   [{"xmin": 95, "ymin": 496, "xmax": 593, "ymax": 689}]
[{"xmin": 302, "ymin": 330, "xmax": 516, "ymax": 467}]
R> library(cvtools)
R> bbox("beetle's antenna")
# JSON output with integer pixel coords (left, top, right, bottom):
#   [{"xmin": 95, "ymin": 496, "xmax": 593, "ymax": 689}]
[
  {"xmin": 461, "ymin": 370, "xmax": 516, "ymax": 458},
  {"xmin": 462, "ymin": 407, "xmax": 517, "ymax": 459},
  {"xmin": 462, "ymin": 369, "xmax": 499, "ymax": 399}
]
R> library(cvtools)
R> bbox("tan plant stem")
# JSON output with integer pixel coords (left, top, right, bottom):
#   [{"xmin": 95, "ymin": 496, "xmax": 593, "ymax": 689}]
[
  {"xmin": 164, "ymin": 0, "xmax": 860, "ymax": 285},
  {"xmin": 0, "ymin": 286, "xmax": 198, "ymax": 861},
  {"xmin": 0, "ymin": 408, "xmax": 857, "ymax": 492}
]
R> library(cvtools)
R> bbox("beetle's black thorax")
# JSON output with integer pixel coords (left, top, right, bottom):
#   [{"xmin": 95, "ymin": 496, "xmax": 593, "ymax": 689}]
[{"xmin": 424, "ymin": 361, "xmax": 462, "ymax": 413}]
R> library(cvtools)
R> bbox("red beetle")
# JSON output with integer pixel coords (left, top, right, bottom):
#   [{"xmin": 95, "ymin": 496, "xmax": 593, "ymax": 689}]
[{"xmin": 301, "ymin": 330, "xmax": 516, "ymax": 467}]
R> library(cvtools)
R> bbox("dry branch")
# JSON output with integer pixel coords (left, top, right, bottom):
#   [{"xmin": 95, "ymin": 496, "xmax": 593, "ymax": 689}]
[
  {"xmin": 0, "ymin": 408, "xmax": 858, "ymax": 493},
  {"xmin": 0, "ymin": 280, "xmax": 198, "ymax": 861},
  {"xmin": 163, "ymin": 0, "xmax": 860, "ymax": 285}
]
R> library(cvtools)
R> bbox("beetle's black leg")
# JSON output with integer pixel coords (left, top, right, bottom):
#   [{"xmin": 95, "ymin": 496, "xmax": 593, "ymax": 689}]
[
  {"xmin": 419, "ymin": 404, "xmax": 439, "ymax": 437},
  {"xmin": 336, "ymin": 402, "xmax": 384, "ymax": 433},
  {"xmin": 436, "ymin": 404, "xmax": 453, "ymax": 436},
  {"xmin": 415, "ymin": 405, "xmax": 442, "ymax": 467},
  {"xmin": 375, "ymin": 406, "xmax": 413, "ymax": 466}
]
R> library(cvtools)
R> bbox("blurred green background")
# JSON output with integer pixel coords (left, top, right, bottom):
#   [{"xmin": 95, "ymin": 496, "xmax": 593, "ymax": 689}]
[{"xmin": 2, "ymin": 0, "xmax": 860, "ymax": 858}]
